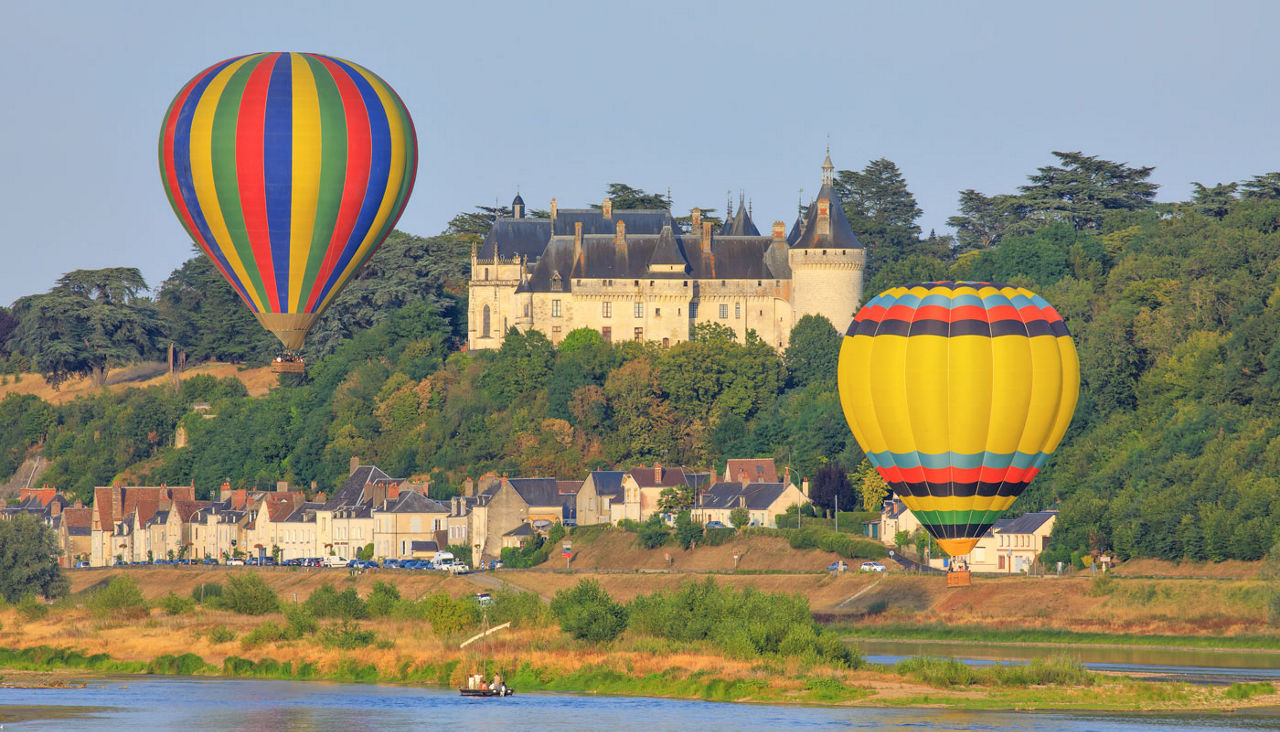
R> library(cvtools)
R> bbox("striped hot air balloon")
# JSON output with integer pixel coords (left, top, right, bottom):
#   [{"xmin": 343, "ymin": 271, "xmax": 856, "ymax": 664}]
[
  {"xmin": 837, "ymin": 282, "xmax": 1079, "ymax": 558},
  {"xmin": 159, "ymin": 52, "xmax": 417, "ymax": 351}
]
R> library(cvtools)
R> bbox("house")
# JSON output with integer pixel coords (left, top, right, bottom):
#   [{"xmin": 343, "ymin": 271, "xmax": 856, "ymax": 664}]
[
  {"xmin": 964, "ymin": 511, "xmax": 1057, "ymax": 573},
  {"xmin": 692, "ymin": 480, "xmax": 807, "ymax": 528},
  {"xmin": 475, "ymin": 477, "xmax": 563, "ymax": 560},
  {"xmin": 372, "ymin": 490, "xmax": 450, "ymax": 560},
  {"xmin": 558, "ymin": 480, "xmax": 582, "ymax": 527},
  {"xmin": 878, "ymin": 499, "xmax": 923, "ymax": 545},
  {"xmin": 502, "ymin": 523, "xmax": 533, "ymax": 550},
  {"xmin": 57, "ymin": 506, "xmax": 93, "ymax": 566},
  {"xmin": 575, "ymin": 471, "xmax": 626, "ymax": 526},
  {"xmin": 617, "ymin": 464, "xmax": 701, "ymax": 522},
  {"xmin": 276, "ymin": 502, "xmax": 323, "ymax": 561},
  {"xmin": 89, "ymin": 485, "xmax": 196, "ymax": 566}
]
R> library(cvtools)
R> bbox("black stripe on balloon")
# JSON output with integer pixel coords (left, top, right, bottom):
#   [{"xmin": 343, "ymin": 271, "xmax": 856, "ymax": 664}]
[
  {"xmin": 918, "ymin": 523, "xmax": 997, "ymax": 540},
  {"xmin": 889, "ymin": 480, "xmax": 1029, "ymax": 499},
  {"xmin": 846, "ymin": 318, "xmax": 1066, "ymax": 339}
]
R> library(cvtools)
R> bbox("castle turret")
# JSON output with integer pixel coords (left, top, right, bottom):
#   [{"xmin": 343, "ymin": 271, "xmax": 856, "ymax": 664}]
[
  {"xmin": 512, "ymin": 192, "xmax": 525, "ymax": 219},
  {"xmin": 787, "ymin": 152, "xmax": 865, "ymax": 334}
]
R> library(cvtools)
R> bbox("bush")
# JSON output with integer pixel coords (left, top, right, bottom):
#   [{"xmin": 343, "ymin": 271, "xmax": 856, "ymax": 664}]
[
  {"xmin": 783, "ymin": 527, "xmax": 888, "ymax": 559},
  {"xmin": 284, "ymin": 605, "xmax": 318, "ymax": 637},
  {"xmin": 191, "ymin": 582, "xmax": 223, "ymax": 604},
  {"xmin": 985, "ymin": 656, "xmax": 1095, "ymax": 687},
  {"xmin": 87, "ymin": 576, "xmax": 148, "ymax": 619},
  {"xmin": 420, "ymin": 592, "xmax": 478, "ymax": 637},
  {"xmin": 241, "ymin": 621, "xmax": 289, "ymax": 649},
  {"xmin": 159, "ymin": 592, "xmax": 195, "ymax": 616},
  {"xmin": 702, "ymin": 527, "xmax": 735, "ymax": 546},
  {"xmin": 490, "ymin": 589, "xmax": 550, "ymax": 628},
  {"xmin": 17, "ymin": 594, "xmax": 48, "ymax": 621},
  {"xmin": 637, "ymin": 514, "xmax": 670, "ymax": 549},
  {"xmin": 1225, "ymin": 681, "xmax": 1276, "ymax": 700},
  {"xmin": 895, "ymin": 656, "xmax": 980, "ymax": 687},
  {"xmin": 551, "ymin": 579, "xmax": 628, "ymax": 643},
  {"xmin": 207, "ymin": 625, "xmax": 236, "ymax": 644},
  {"xmin": 366, "ymin": 581, "xmax": 401, "ymax": 618},
  {"xmin": 674, "ymin": 511, "xmax": 703, "ymax": 550},
  {"xmin": 305, "ymin": 583, "xmax": 367, "ymax": 619},
  {"xmin": 729, "ymin": 507, "xmax": 750, "ymax": 528},
  {"xmin": 319, "ymin": 620, "xmax": 378, "ymax": 649},
  {"xmin": 222, "ymin": 573, "xmax": 280, "ymax": 615}
]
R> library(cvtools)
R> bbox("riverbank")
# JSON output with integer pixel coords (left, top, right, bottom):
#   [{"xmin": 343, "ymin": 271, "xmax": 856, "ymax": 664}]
[{"xmin": 1, "ymin": 599, "xmax": 1278, "ymax": 713}]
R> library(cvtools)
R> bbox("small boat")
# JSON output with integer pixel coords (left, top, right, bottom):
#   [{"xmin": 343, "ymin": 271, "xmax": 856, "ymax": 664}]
[{"xmin": 459, "ymin": 687, "xmax": 514, "ymax": 697}]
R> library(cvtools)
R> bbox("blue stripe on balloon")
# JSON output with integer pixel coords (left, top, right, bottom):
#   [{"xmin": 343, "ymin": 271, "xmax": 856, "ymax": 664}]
[
  {"xmin": 311, "ymin": 56, "xmax": 393, "ymax": 308},
  {"xmin": 948, "ymin": 293, "xmax": 984, "ymax": 308},
  {"xmin": 918, "ymin": 293, "xmax": 951, "ymax": 308},
  {"xmin": 262, "ymin": 54, "xmax": 293, "ymax": 311},
  {"xmin": 172, "ymin": 56, "xmax": 256, "ymax": 310}
]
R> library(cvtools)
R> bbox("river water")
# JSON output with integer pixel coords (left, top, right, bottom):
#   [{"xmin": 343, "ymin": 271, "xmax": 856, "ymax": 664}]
[{"xmin": 0, "ymin": 677, "xmax": 1276, "ymax": 731}]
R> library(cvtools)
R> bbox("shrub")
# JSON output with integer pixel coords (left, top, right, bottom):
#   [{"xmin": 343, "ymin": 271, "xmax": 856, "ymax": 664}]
[
  {"xmin": 207, "ymin": 625, "xmax": 236, "ymax": 644},
  {"xmin": 1225, "ymin": 681, "xmax": 1276, "ymax": 700},
  {"xmin": 702, "ymin": 527, "xmax": 735, "ymax": 546},
  {"xmin": 551, "ymin": 579, "xmax": 628, "ymax": 643},
  {"xmin": 87, "ymin": 576, "xmax": 148, "ymax": 619},
  {"xmin": 191, "ymin": 582, "xmax": 223, "ymax": 605},
  {"xmin": 420, "ymin": 592, "xmax": 478, "ymax": 637},
  {"xmin": 490, "ymin": 589, "xmax": 550, "ymax": 628},
  {"xmin": 637, "ymin": 514, "xmax": 670, "ymax": 549},
  {"xmin": 17, "ymin": 594, "xmax": 49, "ymax": 621},
  {"xmin": 366, "ymin": 581, "xmax": 401, "ymax": 618},
  {"xmin": 895, "ymin": 656, "xmax": 980, "ymax": 687},
  {"xmin": 159, "ymin": 592, "xmax": 195, "ymax": 616},
  {"xmin": 319, "ymin": 620, "xmax": 377, "ymax": 649},
  {"xmin": 729, "ymin": 507, "xmax": 750, "ymax": 529},
  {"xmin": 305, "ymin": 583, "xmax": 368, "ymax": 619},
  {"xmin": 674, "ymin": 511, "xmax": 703, "ymax": 550},
  {"xmin": 146, "ymin": 652, "xmax": 208, "ymax": 676},
  {"xmin": 284, "ymin": 605, "xmax": 318, "ymax": 637},
  {"xmin": 986, "ymin": 656, "xmax": 1095, "ymax": 687},
  {"xmin": 241, "ymin": 621, "xmax": 289, "ymax": 649},
  {"xmin": 222, "ymin": 573, "xmax": 280, "ymax": 615}
]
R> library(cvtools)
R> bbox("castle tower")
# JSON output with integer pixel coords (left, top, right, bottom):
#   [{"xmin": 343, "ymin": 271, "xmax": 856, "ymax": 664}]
[{"xmin": 787, "ymin": 153, "xmax": 865, "ymax": 334}]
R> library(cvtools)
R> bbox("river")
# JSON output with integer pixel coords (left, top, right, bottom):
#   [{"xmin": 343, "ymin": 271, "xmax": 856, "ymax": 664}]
[{"xmin": 0, "ymin": 677, "xmax": 1277, "ymax": 731}]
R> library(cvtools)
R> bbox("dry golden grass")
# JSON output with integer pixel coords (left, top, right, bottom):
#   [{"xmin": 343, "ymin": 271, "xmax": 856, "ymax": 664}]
[{"xmin": 0, "ymin": 362, "xmax": 276, "ymax": 405}]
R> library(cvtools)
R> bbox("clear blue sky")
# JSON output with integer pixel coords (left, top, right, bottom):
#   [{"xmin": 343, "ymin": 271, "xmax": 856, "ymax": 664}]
[{"xmin": 3, "ymin": 1, "xmax": 1276, "ymax": 306}]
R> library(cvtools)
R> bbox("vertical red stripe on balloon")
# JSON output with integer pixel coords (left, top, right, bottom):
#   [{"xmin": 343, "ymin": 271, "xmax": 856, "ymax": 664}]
[
  {"xmin": 305, "ymin": 56, "xmax": 372, "ymax": 312},
  {"xmin": 235, "ymin": 54, "xmax": 279, "ymax": 311},
  {"xmin": 161, "ymin": 66, "xmax": 253, "ymax": 309}
]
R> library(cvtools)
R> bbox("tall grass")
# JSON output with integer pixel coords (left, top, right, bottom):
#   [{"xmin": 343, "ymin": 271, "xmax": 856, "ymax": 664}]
[
  {"xmin": 836, "ymin": 622, "xmax": 1280, "ymax": 650},
  {"xmin": 895, "ymin": 655, "xmax": 1096, "ymax": 688}
]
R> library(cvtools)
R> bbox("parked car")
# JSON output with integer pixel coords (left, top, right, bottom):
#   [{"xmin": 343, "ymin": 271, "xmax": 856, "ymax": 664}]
[
  {"xmin": 202, "ymin": 557, "xmax": 219, "ymax": 565},
  {"xmin": 475, "ymin": 592, "xmax": 493, "ymax": 605},
  {"xmin": 226, "ymin": 558, "xmax": 245, "ymax": 566},
  {"xmin": 706, "ymin": 521, "xmax": 729, "ymax": 529},
  {"xmin": 860, "ymin": 561, "xmax": 886, "ymax": 572},
  {"xmin": 382, "ymin": 559, "xmax": 400, "ymax": 569},
  {"xmin": 74, "ymin": 561, "xmax": 90, "ymax": 568},
  {"xmin": 447, "ymin": 563, "xmax": 470, "ymax": 575},
  {"xmin": 827, "ymin": 560, "xmax": 848, "ymax": 573},
  {"xmin": 322, "ymin": 556, "xmax": 348, "ymax": 568},
  {"xmin": 487, "ymin": 560, "xmax": 503, "ymax": 570},
  {"xmin": 359, "ymin": 560, "xmax": 379, "ymax": 569}
]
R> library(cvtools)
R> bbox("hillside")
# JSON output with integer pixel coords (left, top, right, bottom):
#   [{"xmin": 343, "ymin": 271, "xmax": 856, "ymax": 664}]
[{"xmin": 0, "ymin": 362, "xmax": 276, "ymax": 405}]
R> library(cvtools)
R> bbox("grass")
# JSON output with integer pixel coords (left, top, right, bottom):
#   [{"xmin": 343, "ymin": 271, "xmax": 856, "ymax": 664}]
[
  {"xmin": 836, "ymin": 622, "xmax": 1280, "ymax": 650},
  {"xmin": 893, "ymin": 655, "xmax": 1096, "ymax": 688}
]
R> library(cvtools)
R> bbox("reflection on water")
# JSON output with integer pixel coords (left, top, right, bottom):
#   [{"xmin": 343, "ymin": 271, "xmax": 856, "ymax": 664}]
[
  {"xmin": 853, "ymin": 639, "xmax": 1280, "ymax": 683},
  {"xmin": 0, "ymin": 677, "xmax": 1276, "ymax": 731}
]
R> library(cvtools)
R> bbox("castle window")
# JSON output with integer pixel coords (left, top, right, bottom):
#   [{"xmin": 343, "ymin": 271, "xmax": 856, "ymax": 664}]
[
  {"xmin": 552, "ymin": 326, "xmax": 561, "ymax": 338},
  {"xmin": 650, "ymin": 281, "xmax": 654, "ymax": 287},
  {"xmin": 634, "ymin": 302, "xmax": 643, "ymax": 318},
  {"xmin": 551, "ymin": 273, "xmax": 563, "ymax": 292},
  {"xmin": 683, "ymin": 281, "xmax": 688, "ymax": 287},
  {"xmin": 484, "ymin": 268, "xmax": 489, "ymax": 280},
  {"xmin": 602, "ymin": 302, "xmax": 612, "ymax": 318},
  {"xmin": 735, "ymin": 303, "xmax": 741, "ymax": 319},
  {"xmin": 634, "ymin": 280, "xmax": 639, "ymax": 286},
  {"xmin": 602, "ymin": 327, "xmax": 612, "ymax": 343},
  {"xmin": 634, "ymin": 327, "xmax": 643, "ymax": 341},
  {"xmin": 655, "ymin": 308, "xmax": 661, "ymax": 316},
  {"xmin": 719, "ymin": 304, "xmax": 728, "ymax": 319},
  {"xmin": 552, "ymin": 299, "xmax": 562, "ymax": 317},
  {"xmin": 662, "ymin": 337, "xmax": 670, "ymax": 348},
  {"xmin": 482, "ymin": 305, "xmax": 491, "ymax": 338},
  {"xmin": 523, "ymin": 303, "xmax": 530, "ymax": 317},
  {"xmin": 689, "ymin": 303, "xmax": 696, "ymax": 318}
]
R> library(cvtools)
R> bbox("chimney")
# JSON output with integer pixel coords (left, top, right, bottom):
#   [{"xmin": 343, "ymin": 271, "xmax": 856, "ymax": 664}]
[
  {"xmin": 783, "ymin": 466, "xmax": 790, "ymax": 485},
  {"xmin": 772, "ymin": 220, "xmax": 786, "ymax": 244},
  {"xmin": 710, "ymin": 467, "xmax": 717, "ymax": 486},
  {"xmin": 220, "ymin": 481, "xmax": 231, "ymax": 502},
  {"xmin": 701, "ymin": 221, "xmax": 714, "ymax": 275},
  {"xmin": 349, "ymin": 456, "xmax": 360, "ymax": 475},
  {"xmin": 451, "ymin": 496, "xmax": 461, "ymax": 516},
  {"xmin": 691, "ymin": 208, "xmax": 702, "ymax": 231},
  {"xmin": 574, "ymin": 221, "xmax": 584, "ymax": 268},
  {"xmin": 602, "ymin": 197, "xmax": 613, "ymax": 218},
  {"xmin": 654, "ymin": 462, "xmax": 663, "ymax": 483},
  {"xmin": 550, "ymin": 197, "xmax": 557, "ymax": 221},
  {"xmin": 276, "ymin": 481, "xmax": 288, "ymax": 493},
  {"xmin": 615, "ymin": 219, "xmax": 626, "ymax": 244},
  {"xmin": 801, "ymin": 478, "xmax": 810, "ymax": 497},
  {"xmin": 816, "ymin": 199, "xmax": 831, "ymax": 237}
]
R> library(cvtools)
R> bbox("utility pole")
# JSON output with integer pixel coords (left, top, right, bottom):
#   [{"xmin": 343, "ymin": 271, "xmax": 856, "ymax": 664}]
[{"xmin": 835, "ymin": 493, "xmax": 839, "ymax": 532}]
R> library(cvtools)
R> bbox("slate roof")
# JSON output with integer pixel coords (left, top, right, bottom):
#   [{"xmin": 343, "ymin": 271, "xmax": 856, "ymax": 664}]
[
  {"xmin": 720, "ymin": 202, "xmax": 761, "ymax": 236},
  {"xmin": 383, "ymin": 491, "xmax": 449, "ymax": 514},
  {"xmin": 410, "ymin": 540, "xmax": 438, "ymax": 553},
  {"xmin": 504, "ymin": 523, "xmax": 532, "ymax": 537},
  {"xmin": 328, "ymin": 466, "xmax": 392, "ymax": 509},
  {"xmin": 478, "ymin": 218, "xmax": 552, "ymax": 261},
  {"xmin": 696, "ymin": 482, "xmax": 790, "ymax": 511},
  {"xmin": 586, "ymin": 471, "xmax": 626, "ymax": 497},
  {"xmin": 503, "ymin": 478, "xmax": 563, "ymax": 508},
  {"xmin": 994, "ymin": 511, "xmax": 1057, "ymax": 535},
  {"xmin": 697, "ymin": 482, "xmax": 745, "ymax": 510},
  {"xmin": 557, "ymin": 480, "xmax": 584, "ymax": 495},
  {"xmin": 791, "ymin": 182, "xmax": 863, "ymax": 250}
]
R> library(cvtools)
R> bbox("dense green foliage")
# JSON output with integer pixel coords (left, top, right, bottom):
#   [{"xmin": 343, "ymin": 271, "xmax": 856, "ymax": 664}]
[
  {"xmin": 86, "ymin": 575, "xmax": 146, "ymax": 619},
  {"xmin": 551, "ymin": 579, "xmax": 629, "ymax": 643},
  {"xmin": 0, "ymin": 515, "xmax": 68, "ymax": 603}
]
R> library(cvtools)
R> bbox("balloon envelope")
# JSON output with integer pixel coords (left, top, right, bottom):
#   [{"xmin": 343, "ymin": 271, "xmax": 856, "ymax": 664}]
[
  {"xmin": 159, "ymin": 52, "xmax": 417, "ymax": 350},
  {"xmin": 837, "ymin": 282, "xmax": 1079, "ymax": 557}
]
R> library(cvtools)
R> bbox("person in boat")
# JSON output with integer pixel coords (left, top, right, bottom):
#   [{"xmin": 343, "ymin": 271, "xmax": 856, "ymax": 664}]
[{"xmin": 493, "ymin": 674, "xmax": 504, "ymax": 693}]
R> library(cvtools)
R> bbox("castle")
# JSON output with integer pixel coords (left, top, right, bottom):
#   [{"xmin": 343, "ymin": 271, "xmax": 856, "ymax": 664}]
[{"xmin": 467, "ymin": 154, "xmax": 865, "ymax": 351}]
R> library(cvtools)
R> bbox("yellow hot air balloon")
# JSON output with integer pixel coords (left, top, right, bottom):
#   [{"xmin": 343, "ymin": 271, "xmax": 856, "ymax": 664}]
[{"xmin": 837, "ymin": 281, "xmax": 1079, "ymax": 558}]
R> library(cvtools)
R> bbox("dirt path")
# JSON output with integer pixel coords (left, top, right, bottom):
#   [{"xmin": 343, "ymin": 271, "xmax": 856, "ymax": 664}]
[
  {"xmin": 836, "ymin": 575, "xmax": 883, "ymax": 608},
  {"xmin": 465, "ymin": 571, "xmax": 552, "ymax": 603}
]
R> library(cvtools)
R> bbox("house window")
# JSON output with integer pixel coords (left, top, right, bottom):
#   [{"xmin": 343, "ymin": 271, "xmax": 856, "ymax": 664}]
[
  {"xmin": 602, "ymin": 326, "xmax": 612, "ymax": 343},
  {"xmin": 688, "ymin": 303, "xmax": 696, "ymax": 318},
  {"xmin": 719, "ymin": 304, "xmax": 728, "ymax": 319},
  {"xmin": 602, "ymin": 302, "xmax": 612, "ymax": 318},
  {"xmin": 552, "ymin": 325, "xmax": 561, "ymax": 337},
  {"xmin": 552, "ymin": 299, "xmax": 561, "ymax": 317},
  {"xmin": 634, "ymin": 302, "xmax": 643, "ymax": 318},
  {"xmin": 735, "ymin": 303, "xmax": 741, "ymax": 319},
  {"xmin": 482, "ymin": 305, "xmax": 491, "ymax": 338},
  {"xmin": 634, "ymin": 327, "xmax": 643, "ymax": 341}
]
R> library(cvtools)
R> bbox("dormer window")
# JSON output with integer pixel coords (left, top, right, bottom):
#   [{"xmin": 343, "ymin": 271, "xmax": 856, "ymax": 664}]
[{"xmin": 551, "ymin": 273, "xmax": 563, "ymax": 292}]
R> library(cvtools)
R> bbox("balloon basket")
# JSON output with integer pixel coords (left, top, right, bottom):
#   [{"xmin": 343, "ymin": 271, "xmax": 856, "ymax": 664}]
[
  {"xmin": 272, "ymin": 359, "xmax": 305, "ymax": 374},
  {"xmin": 946, "ymin": 570, "xmax": 971, "ymax": 587}
]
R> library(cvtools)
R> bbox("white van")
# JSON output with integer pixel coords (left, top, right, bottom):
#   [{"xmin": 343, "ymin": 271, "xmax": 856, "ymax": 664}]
[
  {"xmin": 322, "ymin": 556, "xmax": 348, "ymax": 568},
  {"xmin": 432, "ymin": 551, "xmax": 455, "ymax": 567}
]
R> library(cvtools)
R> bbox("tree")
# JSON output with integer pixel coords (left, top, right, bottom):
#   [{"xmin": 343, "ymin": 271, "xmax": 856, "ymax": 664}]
[
  {"xmin": 550, "ymin": 579, "xmax": 628, "ymax": 643},
  {"xmin": 835, "ymin": 158, "xmax": 922, "ymax": 233},
  {"xmin": 1190, "ymin": 182, "xmax": 1238, "ymax": 219},
  {"xmin": 10, "ymin": 268, "xmax": 164, "ymax": 387},
  {"xmin": 1016, "ymin": 151, "xmax": 1157, "ymax": 230},
  {"xmin": 447, "ymin": 204, "xmax": 512, "ymax": 238},
  {"xmin": 674, "ymin": 510, "xmax": 703, "ymax": 549},
  {"xmin": 1241, "ymin": 173, "xmax": 1280, "ymax": 200},
  {"xmin": 590, "ymin": 183, "xmax": 670, "ymax": 211},
  {"xmin": 784, "ymin": 315, "xmax": 840, "ymax": 389},
  {"xmin": 729, "ymin": 506, "xmax": 750, "ymax": 528},
  {"xmin": 0, "ymin": 515, "xmax": 68, "ymax": 602},
  {"xmin": 894, "ymin": 530, "xmax": 910, "ymax": 554},
  {"xmin": 657, "ymin": 485, "xmax": 693, "ymax": 513},
  {"xmin": 156, "ymin": 248, "xmax": 278, "ymax": 364},
  {"xmin": 808, "ymin": 462, "xmax": 856, "ymax": 515},
  {"xmin": 857, "ymin": 461, "xmax": 889, "ymax": 512},
  {"xmin": 946, "ymin": 189, "xmax": 1027, "ymax": 252}
]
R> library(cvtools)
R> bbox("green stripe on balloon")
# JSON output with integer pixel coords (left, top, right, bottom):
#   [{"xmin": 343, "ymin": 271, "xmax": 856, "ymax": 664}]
[
  {"xmin": 299, "ymin": 53, "xmax": 347, "ymax": 312},
  {"xmin": 211, "ymin": 55, "xmax": 270, "ymax": 308}
]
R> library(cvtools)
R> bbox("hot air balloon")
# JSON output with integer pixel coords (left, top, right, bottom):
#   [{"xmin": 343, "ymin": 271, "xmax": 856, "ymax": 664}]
[
  {"xmin": 837, "ymin": 281, "xmax": 1079, "ymax": 569},
  {"xmin": 159, "ymin": 52, "xmax": 417, "ymax": 371}
]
